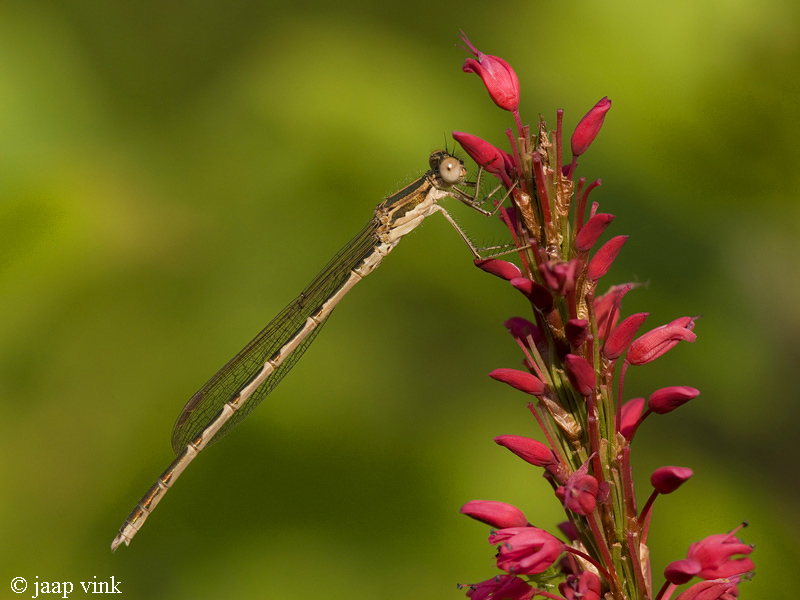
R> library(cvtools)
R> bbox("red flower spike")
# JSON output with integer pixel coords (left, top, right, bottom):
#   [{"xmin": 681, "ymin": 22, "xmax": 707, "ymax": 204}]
[
  {"xmin": 462, "ymin": 575, "xmax": 534, "ymax": 600},
  {"xmin": 651, "ymin": 466, "xmax": 694, "ymax": 494},
  {"xmin": 575, "ymin": 213, "xmax": 616, "ymax": 252},
  {"xmin": 559, "ymin": 571, "xmax": 602, "ymax": 600},
  {"xmin": 460, "ymin": 32, "xmax": 520, "ymax": 113},
  {"xmin": 565, "ymin": 319, "xmax": 589, "ymax": 347},
  {"xmin": 687, "ymin": 530, "xmax": 754, "ymax": 580},
  {"xmin": 564, "ymin": 354, "xmax": 596, "ymax": 396},
  {"xmin": 664, "ymin": 558, "xmax": 703, "ymax": 585},
  {"xmin": 571, "ymin": 97, "xmax": 611, "ymax": 157},
  {"xmin": 494, "ymin": 435, "xmax": 558, "ymax": 468},
  {"xmin": 587, "ymin": 235, "xmax": 628, "ymax": 281},
  {"xmin": 618, "ymin": 397, "xmax": 646, "ymax": 438},
  {"xmin": 602, "ymin": 312, "xmax": 649, "ymax": 359},
  {"xmin": 488, "ymin": 527, "xmax": 564, "ymax": 575},
  {"xmin": 510, "ymin": 277, "xmax": 554, "ymax": 311},
  {"xmin": 675, "ymin": 577, "xmax": 741, "ymax": 600},
  {"xmin": 453, "ymin": 131, "xmax": 514, "ymax": 182},
  {"xmin": 460, "ymin": 500, "xmax": 529, "ymax": 529},
  {"xmin": 475, "ymin": 258, "xmax": 522, "ymax": 281},
  {"xmin": 488, "ymin": 368, "xmax": 545, "ymax": 396},
  {"xmin": 627, "ymin": 318, "xmax": 698, "ymax": 365},
  {"xmin": 649, "ymin": 386, "xmax": 700, "ymax": 414}
]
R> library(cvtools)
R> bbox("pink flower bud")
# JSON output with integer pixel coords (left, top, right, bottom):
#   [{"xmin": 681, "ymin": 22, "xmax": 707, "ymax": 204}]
[
  {"xmin": 557, "ymin": 521, "xmax": 579, "ymax": 541},
  {"xmin": 488, "ymin": 368, "xmax": 545, "ymax": 396},
  {"xmin": 575, "ymin": 213, "xmax": 615, "ymax": 252},
  {"xmin": 556, "ymin": 473, "xmax": 599, "ymax": 516},
  {"xmin": 452, "ymin": 131, "xmax": 514, "ymax": 179},
  {"xmin": 651, "ymin": 466, "xmax": 693, "ymax": 494},
  {"xmin": 627, "ymin": 318, "xmax": 697, "ymax": 365},
  {"xmin": 602, "ymin": 312, "xmax": 649, "ymax": 359},
  {"xmin": 664, "ymin": 558, "xmax": 702, "ymax": 585},
  {"xmin": 494, "ymin": 435, "xmax": 557, "ymax": 467},
  {"xmin": 460, "ymin": 499, "xmax": 528, "ymax": 529},
  {"xmin": 510, "ymin": 277, "xmax": 554, "ymax": 311},
  {"xmin": 488, "ymin": 527, "xmax": 564, "ymax": 575},
  {"xmin": 587, "ymin": 235, "xmax": 627, "ymax": 281},
  {"xmin": 460, "ymin": 32, "xmax": 520, "ymax": 113},
  {"xmin": 475, "ymin": 258, "xmax": 522, "ymax": 281},
  {"xmin": 571, "ymin": 97, "xmax": 611, "ymax": 157},
  {"xmin": 618, "ymin": 397, "xmax": 646, "ymax": 438},
  {"xmin": 648, "ymin": 386, "xmax": 700, "ymax": 414},
  {"xmin": 565, "ymin": 319, "xmax": 589, "ymax": 347},
  {"xmin": 564, "ymin": 354, "xmax": 596, "ymax": 396}
]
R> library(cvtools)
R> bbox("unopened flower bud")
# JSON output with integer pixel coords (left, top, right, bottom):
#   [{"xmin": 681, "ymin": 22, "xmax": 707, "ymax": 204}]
[
  {"xmin": 651, "ymin": 466, "xmax": 693, "ymax": 494},
  {"xmin": 648, "ymin": 386, "xmax": 700, "ymax": 414},
  {"xmin": 494, "ymin": 435, "xmax": 557, "ymax": 468},
  {"xmin": 575, "ymin": 213, "xmax": 615, "ymax": 252},
  {"xmin": 510, "ymin": 277, "xmax": 554, "ymax": 311},
  {"xmin": 460, "ymin": 32, "xmax": 520, "ymax": 113},
  {"xmin": 488, "ymin": 368, "xmax": 545, "ymax": 396},
  {"xmin": 460, "ymin": 499, "xmax": 528, "ymax": 529},
  {"xmin": 571, "ymin": 97, "xmax": 611, "ymax": 157},
  {"xmin": 587, "ymin": 235, "xmax": 627, "ymax": 281},
  {"xmin": 564, "ymin": 354, "xmax": 596, "ymax": 396},
  {"xmin": 475, "ymin": 258, "xmax": 522, "ymax": 281},
  {"xmin": 452, "ymin": 131, "xmax": 514, "ymax": 180},
  {"xmin": 565, "ymin": 319, "xmax": 589, "ymax": 347}
]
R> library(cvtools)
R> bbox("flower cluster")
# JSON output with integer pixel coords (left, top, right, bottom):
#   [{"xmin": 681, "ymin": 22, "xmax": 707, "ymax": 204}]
[{"xmin": 453, "ymin": 32, "xmax": 754, "ymax": 600}]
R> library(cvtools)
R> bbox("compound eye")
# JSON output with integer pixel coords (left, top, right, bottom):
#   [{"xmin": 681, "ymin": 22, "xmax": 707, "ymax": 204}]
[{"xmin": 438, "ymin": 156, "xmax": 462, "ymax": 184}]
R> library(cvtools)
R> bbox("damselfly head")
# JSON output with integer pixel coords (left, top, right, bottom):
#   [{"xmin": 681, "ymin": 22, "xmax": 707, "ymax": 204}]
[{"xmin": 429, "ymin": 150, "xmax": 466, "ymax": 186}]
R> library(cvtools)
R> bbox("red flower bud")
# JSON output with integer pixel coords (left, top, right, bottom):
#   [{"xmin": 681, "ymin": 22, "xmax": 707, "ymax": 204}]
[
  {"xmin": 460, "ymin": 499, "xmax": 528, "ymax": 529},
  {"xmin": 452, "ymin": 131, "xmax": 514, "ymax": 180},
  {"xmin": 602, "ymin": 312, "xmax": 649, "ymax": 359},
  {"xmin": 565, "ymin": 319, "xmax": 589, "ymax": 347},
  {"xmin": 560, "ymin": 571, "xmax": 602, "ymax": 600},
  {"xmin": 564, "ymin": 354, "xmax": 596, "ymax": 396},
  {"xmin": 461, "ymin": 575, "xmax": 533, "ymax": 600},
  {"xmin": 510, "ymin": 277, "xmax": 554, "ymax": 311},
  {"xmin": 627, "ymin": 318, "xmax": 697, "ymax": 365},
  {"xmin": 618, "ymin": 397, "xmax": 645, "ymax": 438},
  {"xmin": 494, "ymin": 435, "xmax": 557, "ymax": 467},
  {"xmin": 651, "ymin": 466, "xmax": 693, "ymax": 494},
  {"xmin": 556, "ymin": 472, "xmax": 599, "ymax": 516},
  {"xmin": 540, "ymin": 259, "xmax": 580, "ymax": 296},
  {"xmin": 571, "ymin": 97, "xmax": 611, "ymax": 157},
  {"xmin": 575, "ymin": 213, "xmax": 615, "ymax": 252},
  {"xmin": 594, "ymin": 284, "xmax": 634, "ymax": 335},
  {"xmin": 475, "ymin": 257, "xmax": 522, "ymax": 281},
  {"xmin": 648, "ymin": 386, "xmax": 700, "ymax": 414},
  {"xmin": 460, "ymin": 31, "xmax": 520, "ymax": 113},
  {"xmin": 587, "ymin": 235, "xmax": 627, "ymax": 281},
  {"xmin": 488, "ymin": 368, "xmax": 545, "ymax": 396}
]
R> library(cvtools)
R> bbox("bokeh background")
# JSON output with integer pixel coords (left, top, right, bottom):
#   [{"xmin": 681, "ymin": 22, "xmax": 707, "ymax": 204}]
[{"xmin": 1, "ymin": 1, "xmax": 797, "ymax": 598}]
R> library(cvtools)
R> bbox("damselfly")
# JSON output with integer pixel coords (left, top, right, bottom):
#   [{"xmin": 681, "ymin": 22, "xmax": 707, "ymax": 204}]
[{"xmin": 110, "ymin": 150, "xmax": 498, "ymax": 551}]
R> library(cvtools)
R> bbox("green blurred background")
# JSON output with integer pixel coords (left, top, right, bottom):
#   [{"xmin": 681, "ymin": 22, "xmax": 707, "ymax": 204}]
[{"xmin": 1, "ymin": 0, "xmax": 796, "ymax": 598}]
